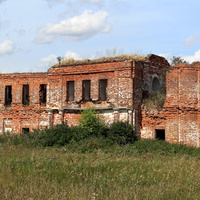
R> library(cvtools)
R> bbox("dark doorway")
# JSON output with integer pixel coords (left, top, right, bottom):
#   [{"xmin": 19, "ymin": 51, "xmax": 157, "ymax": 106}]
[
  {"xmin": 22, "ymin": 128, "xmax": 29, "ymax": 134},
  {"xmin": 155, "ymin": 129, "xmax": 165, "ymax": 141}
]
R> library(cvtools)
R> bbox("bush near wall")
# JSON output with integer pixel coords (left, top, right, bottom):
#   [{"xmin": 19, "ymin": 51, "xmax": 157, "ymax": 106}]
[
  {"xmin": 107, "ymin": 121, "xmax": 137, "ymax": 145},
  {"xmin": 0, "ymin": 108, "xmax": 137, "ymax": 148}
]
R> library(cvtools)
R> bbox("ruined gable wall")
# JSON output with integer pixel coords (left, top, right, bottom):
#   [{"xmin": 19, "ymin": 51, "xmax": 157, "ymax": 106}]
[
  {"xmin": 141, "ymin": 63, "xmax": 200, "ymax": 147},
  {"xmin": 136, "ymin": 56, "xmax": 169, "ymax": 136}
]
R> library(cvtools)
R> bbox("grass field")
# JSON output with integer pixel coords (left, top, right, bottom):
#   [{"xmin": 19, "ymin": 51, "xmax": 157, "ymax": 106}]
[{"xmin": 0, "ymin": 140, "xmax": 200, "ymax": 200}]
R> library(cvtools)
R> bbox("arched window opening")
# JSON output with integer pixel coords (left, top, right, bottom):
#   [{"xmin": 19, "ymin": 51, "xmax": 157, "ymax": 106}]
[{"xmin": 152, "ymin": 77, "xmax": 160, "ymax": 91}]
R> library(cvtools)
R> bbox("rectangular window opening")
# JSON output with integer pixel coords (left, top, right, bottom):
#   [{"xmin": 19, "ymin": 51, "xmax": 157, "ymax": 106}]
[
  {"xmin": 67, "ymin": 81, "xmax": 74, "ymax": 101},
  {"xmin": 22, "ymin": 128, "xmax": 29, "ymax": 134},
  {"xmin": 22, "ymin": 85, "xmax": 29, "ymax": 105},
  {"xmin": 39, "ymin": 84, "xmax": 47, "ymax": 104},
  {"xmin": 155, "ymin": 129, "xmax": 165, "ymax": 141},
  {"xmin": 99, "ymin": 79, "xmax": 107, "ymax": 101},
  {"xmin": 82, "ymin": 80, "xmax": 91, "ymax": 101},
  {"xmin": 5, "ymin": 86, "xmax": 12, "ymax": 106}
]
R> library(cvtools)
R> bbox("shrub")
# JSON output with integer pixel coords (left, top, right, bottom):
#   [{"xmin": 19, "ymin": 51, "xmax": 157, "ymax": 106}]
[
  {"xmin": 133, "ymin": 139, "xmax": 200, "ymax": 157},
  {"xmin": 33, "ymin": 123, "xmax": 89, "ymax": 147},
  {"xmin": 0, "ymin": 134, "xmax": 8, "ymax": 144},
  {"xmin": 79, "ymin": 108, "xmax": 106, "ymax": 137},
  {"xmin": 143, "ymin": 90, "xmax": 165, "ymax": 110},
  {"xmin": 107, "ymin": 121, "xmax": 137, "ymax": 145}
]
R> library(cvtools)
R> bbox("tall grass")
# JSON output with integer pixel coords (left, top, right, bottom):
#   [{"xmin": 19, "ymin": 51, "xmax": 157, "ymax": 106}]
[
  {"xmin": 1, "ymin": 110, "xmax": 200, "ymax": 199},
  {"xmin": 0, "ymin": 141, "xmax": 200, "ymax": 199}
]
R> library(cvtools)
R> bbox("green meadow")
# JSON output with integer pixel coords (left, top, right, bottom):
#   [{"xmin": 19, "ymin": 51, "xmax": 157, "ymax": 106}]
[
  {"xmin": 0, "ymin": 139, "xmax": 200, "ymax": 200},
  {"xmin": 1, "ymin": 110, "xmax": 200, "ymax": 199}
]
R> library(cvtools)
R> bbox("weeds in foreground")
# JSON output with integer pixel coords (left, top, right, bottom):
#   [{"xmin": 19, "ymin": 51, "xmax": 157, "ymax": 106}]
[
  {"xmin": 0, "ymin": 141, "xmax": 200, "ymax": 199},
  {"xmin": 1, "ymin": 108, "xmax": 200, "ymax": 199}
]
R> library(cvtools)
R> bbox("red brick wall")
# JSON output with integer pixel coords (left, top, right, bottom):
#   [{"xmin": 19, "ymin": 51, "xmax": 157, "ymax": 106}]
[
  {"xmin": 0, "ymin": 73, "xmax": 48, "ymax": 133},
  {"xmin": 141, "ymin": 62, "xmax": 200, "ymax": 147},
  {"xmin": 0, "ymin": 55, "xmax": 169, "ymax": 134}
]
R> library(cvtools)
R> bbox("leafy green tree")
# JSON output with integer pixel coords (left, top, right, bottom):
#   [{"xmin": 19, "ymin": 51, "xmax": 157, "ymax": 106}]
[{"xmin": 170, "ymin": 56, "xmax": 188, "ymax": 66}]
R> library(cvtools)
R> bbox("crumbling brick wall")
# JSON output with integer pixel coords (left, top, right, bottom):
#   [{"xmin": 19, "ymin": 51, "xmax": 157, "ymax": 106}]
[
  {"xmin": 141, "ymin": 62, "xmax": 200, "ymax": 147},
  {"xmin": 0, "ymin": 73, "xmax": 48, "ymax": 133},
  {"xmin": 0, "ymin": 54, "xmax": 168, "ymax": 134}
]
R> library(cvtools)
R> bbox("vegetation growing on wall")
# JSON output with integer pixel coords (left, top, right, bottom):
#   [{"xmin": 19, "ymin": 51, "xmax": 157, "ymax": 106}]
[
  {"xmin": 143, "ymin": 89, "xmax": 166, "ymax": 111},
  {"xmin": 143, "ymin": 56, "xmax": 189, "ymax": 111},
  {"xmin": 52, "ymin": 54, "xmax": 147, "ymax": 67},
  {"xmin": 53, "ymin": 49, "xmax": 147, "ymax": 67}
]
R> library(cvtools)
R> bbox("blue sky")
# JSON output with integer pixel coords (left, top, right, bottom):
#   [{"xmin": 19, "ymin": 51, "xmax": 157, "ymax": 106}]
[{"xmin": 0, "ymin": 0, "xmax": 200, "ymax": 73}]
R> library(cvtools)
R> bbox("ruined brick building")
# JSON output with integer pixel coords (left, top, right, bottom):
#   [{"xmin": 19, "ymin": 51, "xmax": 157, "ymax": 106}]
[
  {"xmin": 141, "ymin": 62, "xmax": 200, "ymax": 147},
  {"xmin": 1, "ymin": 53, "xmax": 200, "ymax": 147}
]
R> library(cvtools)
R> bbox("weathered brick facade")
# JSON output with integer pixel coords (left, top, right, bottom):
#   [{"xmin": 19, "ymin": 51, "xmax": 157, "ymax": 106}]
[
  {"xmin": 0, "ymin": 54, "xmax": 169, "ymax": 135},
  {"xmin": 3, "ymin": 53, "xmax": 200, "ymax": 147},
  {"xmin": 141, "ymin": 62, "xmax": 200, "ymax": 147}
]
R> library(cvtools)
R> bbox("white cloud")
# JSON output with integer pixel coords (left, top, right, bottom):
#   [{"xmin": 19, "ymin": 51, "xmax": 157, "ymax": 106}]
[
  {"xmin": 183, "ymin": 50, "xmax": 200, "ymax": 63},
  {"xmin": 64, "ymin": 51, "xmax": 81, "ymax": 60},
  {"xmin": 184, "ymin": 35, "xmax": 200, "ymax": 47},
  {"xmin": 37, "ymin": 54, "xmax": 57, "ymax": 69},
  {"xmin": 0, "ymin": 40, "xmax": 17, "ymax": 55},
  {"xmin": 35, "ymin": 10, "xmax": 111, "ymax": 43},
  {"xmin": 159, "ymin": 53, "xmax": 171, "ymax": 61},
  {"xmin": 37, "ymin": 51, "xmax": 81, "ymax": 69}
]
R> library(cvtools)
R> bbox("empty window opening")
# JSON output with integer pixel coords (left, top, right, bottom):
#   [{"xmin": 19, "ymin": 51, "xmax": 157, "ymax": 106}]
[
  {"xmin": 39, "ymin": 84, "xmax": 47, "ymax": 104},
  {"xmin": 155, "ymin": 129, "xmax": 165, "ymax": 141},
  {"xmin": 22, "ymin": 85, "xmax": 29, "ymax": 105},
  {"xmin": 152, "ymin": 77, "xmax": 160, "ymax": 91},
  {"xmin": 67, "ymin": 81, "xmax": 74, "ymax": 101},
  {"xmin": 22, "ymin": 128, "xmax": 29, "ymax": 134},
  {"xmin": 5, "ymin": 86, "xmax": 12, "ymax": 106},
  {"xmin": 82, "ymin": 80, "xmax": 90, "ymax": 101},
  {"xmin": 99, "ymin": 79, "xmax": 107, "ymax": 101}
]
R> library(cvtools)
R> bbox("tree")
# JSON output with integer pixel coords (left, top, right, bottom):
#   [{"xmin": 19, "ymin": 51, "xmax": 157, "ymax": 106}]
[
  {"xmin": 170, "ymin": 56, "xmax": 188, "ymax": 66},
  {"xmin": 57, "ymin": 56, "xmax": 63, "ymax": 65}
]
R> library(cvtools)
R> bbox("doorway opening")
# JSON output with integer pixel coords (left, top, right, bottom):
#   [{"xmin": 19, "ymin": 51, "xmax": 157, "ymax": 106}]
[
  {"xmin": 22, "ymin": 128, "xmax": 30, "ymax": 134},
  {"xmin": 155, "ymin": 129, "xmax": 165, "ymax": 141}
]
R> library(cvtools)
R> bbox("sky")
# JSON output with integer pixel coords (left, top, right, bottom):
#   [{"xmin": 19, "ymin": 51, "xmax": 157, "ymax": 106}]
[{"xmin": 0, "ymin": 0, "xmax": 200, "ymax": 73}]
